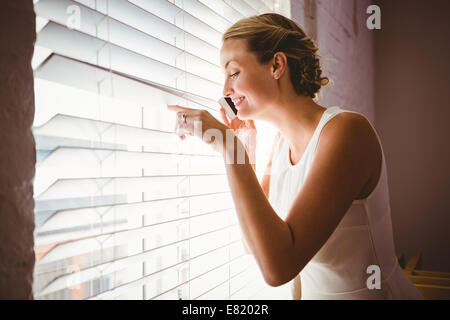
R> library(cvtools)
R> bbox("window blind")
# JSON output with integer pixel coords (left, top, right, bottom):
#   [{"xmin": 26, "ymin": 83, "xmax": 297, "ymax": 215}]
[{"xmin": 32, "ymin": 0, "xmax": 290, "ymax": 300}]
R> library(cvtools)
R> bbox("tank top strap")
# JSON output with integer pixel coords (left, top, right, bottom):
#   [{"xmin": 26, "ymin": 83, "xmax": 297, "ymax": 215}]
[{"xmin": 308, "ymin": 106, "xmax": 347, "ymax": 156}]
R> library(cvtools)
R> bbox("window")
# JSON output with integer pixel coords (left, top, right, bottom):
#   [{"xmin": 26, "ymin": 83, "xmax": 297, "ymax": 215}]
[{"xmin": 32, "ymin": 0, "xmax": 290, "ymax": 300}]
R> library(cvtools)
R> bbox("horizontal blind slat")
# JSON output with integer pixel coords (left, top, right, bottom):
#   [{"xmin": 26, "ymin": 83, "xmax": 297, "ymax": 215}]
[
  {"xmin": 129, "ymin": 0, "xmax": 223, "ymax": 47},
  {"xmin": 36, "ymin": 204, "xmax": 236, "ymax": 246},
  {"xmin": 35, "ymin": 189, "xmax": 230, "ymax": 225},
  {"xmin": 36, "ymin": 22, "xmax": 224, "ymax": 100},
  {"xmin": 166, "ymin": 0, "xmax": 234, "ymax": 32},
  {"xmin": 35, "ymin": 0, "xmax": 224, "ymax": 82},
  {"xmin": 230, "ymin": 275, "xmax": 267, "ymax": 300},
  {"xmin": 35, "ymin": 147, "xmax": 225, "ymax": 198},
  {"xmin": 37, "ymin": 146, "xmax": 221, "ymax": 165},
  {"xmin": 37, "ymin": 174, "xmax": 229, "ymax": 200},
  {"xmin": 34, "ymin": 113, "xmax": 218, "ymax": 161},
  {"xmin": 194, "ymin": 262, "xmax": 259, "ymax": 300},
  {"xmin": 36, "ymin": 0, "xmax": 222, "ymax": 57},
  {"xmin": 200, "ymin": 0, "xmax": 246, "ymax": 22},
  {"xmin": 36, "ymin": 218, "xmax": 241, "ymax": 265},
  {"xmin": 244, "ymin": 0, "xmax": 274, "ymax": 14},
  {"xmin": 35, "ymin": 54, "xmax": 220, "ymax": 113},
  {"xmin": 86, "ymin": 245, "xmax": 246, "ymax": 300},
  {"xmin": 222, "ymin": 0, "xmax": 260, "ymax": 17},
  {"xmin": 41, "ymin": 225, "xmax": 243, "ymax": 299},
  {"xmin": 36, "ymin": 238, "xmax": 246, "ymax": 298},
  {"xmin": 34, "ymin": 223, "xmax": 244, "ymax": 298},
  {"xmin": 34, "ymin": 189, "xmax": 232, "ymax": 233}
]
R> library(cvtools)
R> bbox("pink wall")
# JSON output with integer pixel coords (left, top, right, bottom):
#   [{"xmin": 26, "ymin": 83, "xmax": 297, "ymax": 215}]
[
  {"xmin": 374, "ymin": 0, "xmax": 450, "ymax": 272},
  {"xmin": 292, "ymin": 0, "xmax": 450, "ymax": 272}
]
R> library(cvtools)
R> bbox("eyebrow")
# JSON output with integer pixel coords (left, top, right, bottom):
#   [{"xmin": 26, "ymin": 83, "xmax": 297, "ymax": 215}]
[{"xmin": 224, "ymin": 60, "xmax": 235, "ymax": 70}]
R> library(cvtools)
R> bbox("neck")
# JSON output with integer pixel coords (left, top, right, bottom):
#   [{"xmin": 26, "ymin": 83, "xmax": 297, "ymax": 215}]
[{"xmin": 261, "ymin": 93, "xmax": 326, "ymax": 161}]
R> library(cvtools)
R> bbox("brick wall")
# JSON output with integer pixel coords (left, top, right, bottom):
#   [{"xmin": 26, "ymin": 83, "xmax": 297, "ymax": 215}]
[
  {"xmin": 292, "ymin": 0, "xmax": 375, "ymax": 122},
  {"xmin": 0, "ymin": 1, "xmax": 36, "ymax": 299}
]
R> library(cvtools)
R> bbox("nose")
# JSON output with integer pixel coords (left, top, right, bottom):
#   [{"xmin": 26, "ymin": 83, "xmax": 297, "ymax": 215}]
[{"xmin": 222, "ymin": 78, "xmax": 234, "ymax": 97}]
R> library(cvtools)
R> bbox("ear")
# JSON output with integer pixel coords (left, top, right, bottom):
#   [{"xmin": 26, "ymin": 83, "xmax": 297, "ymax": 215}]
[{"xmin": 271, "ymin": 52, "xmax": 288, "ymax": 79}]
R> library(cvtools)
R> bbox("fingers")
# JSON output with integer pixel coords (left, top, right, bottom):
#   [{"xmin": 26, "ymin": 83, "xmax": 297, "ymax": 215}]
[
  {"xmin": 166, "ymin": 104, "xmax": 193, "ymax": 112},
  {"xmin": 219, "ymin": 107, "xmax": 230, "ymax": 127},
  {"xmin": 167, "ymin": 104, "xmax": 192, "ymax": 139},
  {"xmin": 247, "ymin": 119, "xmax": 256, "ymax": 129}
]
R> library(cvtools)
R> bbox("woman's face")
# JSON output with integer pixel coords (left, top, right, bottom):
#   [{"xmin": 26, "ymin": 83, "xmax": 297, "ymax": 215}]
[{"xmin": 220, "ymin": 38, "xmax": 277, "ymax": 120}]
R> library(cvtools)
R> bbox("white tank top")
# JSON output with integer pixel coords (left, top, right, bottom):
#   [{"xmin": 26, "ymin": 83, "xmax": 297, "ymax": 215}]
[{"xmin": 268, "ymin": 106, "xmax": 424, "ymax": 299}]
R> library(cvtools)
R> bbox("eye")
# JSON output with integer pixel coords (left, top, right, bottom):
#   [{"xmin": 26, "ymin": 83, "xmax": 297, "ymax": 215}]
[{"xmin": 229, "ymin": 72, "xmax": 239, "ymax": 79}]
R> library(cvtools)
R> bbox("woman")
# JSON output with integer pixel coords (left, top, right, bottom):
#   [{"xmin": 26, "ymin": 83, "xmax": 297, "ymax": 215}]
[{"xmin": 167, "ymin": 13, "xmax": 423, "ymax": 300}]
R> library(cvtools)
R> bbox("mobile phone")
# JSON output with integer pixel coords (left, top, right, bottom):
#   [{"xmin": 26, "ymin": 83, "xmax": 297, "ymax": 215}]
[{"xmin": 218, "ymin": 97, "xmax": 238, "ymax": 120}]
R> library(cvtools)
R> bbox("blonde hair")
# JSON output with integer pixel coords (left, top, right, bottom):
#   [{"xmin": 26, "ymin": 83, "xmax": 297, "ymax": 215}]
[{"xmin": 222, "ymin": 13, "xmax": 329, "ymax": 99}]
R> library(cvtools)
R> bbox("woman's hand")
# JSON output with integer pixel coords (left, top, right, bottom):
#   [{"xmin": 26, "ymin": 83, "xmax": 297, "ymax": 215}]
[
  {"xmin": 166, "ymin": 104, "xmax": 229, "ymax": 154},
  {"xmin": 219, "ymin": 107, "xmax": 257, "ymax": 170}
]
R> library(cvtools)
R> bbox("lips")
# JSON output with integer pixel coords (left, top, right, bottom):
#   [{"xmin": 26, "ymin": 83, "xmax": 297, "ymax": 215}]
[{"xmin": 232, "ymin": 96, "xmax": 245, "ymax": 107}]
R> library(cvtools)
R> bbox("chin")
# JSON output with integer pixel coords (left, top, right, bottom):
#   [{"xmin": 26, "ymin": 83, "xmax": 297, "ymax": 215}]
[{"xmin": 236, "ymin": 109, "xmax": 252, "ymax": 120}]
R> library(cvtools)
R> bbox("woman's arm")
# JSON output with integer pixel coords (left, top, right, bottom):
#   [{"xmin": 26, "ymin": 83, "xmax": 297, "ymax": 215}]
[
  {"xmin": 222, "ymin": 113, "xmax": 376, "ymax": 287},
  {"xmin": 243, "ymin": 131, "xmax": 281, "ymax": 254},
  {"xmin": 165, "ymin": 104, "xmax": 375, "ymax": 287},
  {"xmin": 223, "ymin": 139, "xmax": 293, "ymax": 286}
]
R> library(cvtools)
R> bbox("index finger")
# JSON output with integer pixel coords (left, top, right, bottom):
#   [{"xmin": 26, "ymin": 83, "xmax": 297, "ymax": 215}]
[
  {"xmin": 166, "ymin": 104, "xmax": 194, "ymax": 113},
  {"xmin": 220, "ymin": 107, "xmax": 231, "ymax": 127}
]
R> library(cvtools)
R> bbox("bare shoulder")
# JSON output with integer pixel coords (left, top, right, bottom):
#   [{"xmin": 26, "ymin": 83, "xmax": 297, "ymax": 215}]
[
  {"xmin": 318, "ymin": 111, "xmax": 382, "ymax": 187},
  {"xmin": 321, "ymin": 111, "xmax": 379, "ymax": 150}
]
